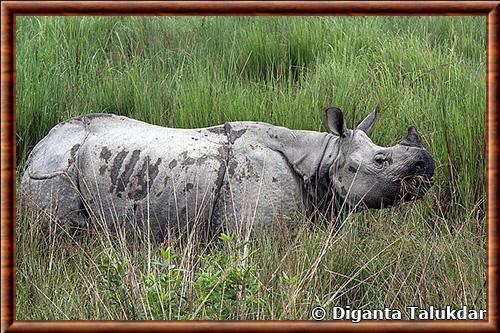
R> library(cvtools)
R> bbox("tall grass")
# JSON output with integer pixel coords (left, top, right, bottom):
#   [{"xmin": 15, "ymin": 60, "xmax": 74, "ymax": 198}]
[{"xmin": 15, "ymin": 16, "xmax": 486, "ymax": 320}]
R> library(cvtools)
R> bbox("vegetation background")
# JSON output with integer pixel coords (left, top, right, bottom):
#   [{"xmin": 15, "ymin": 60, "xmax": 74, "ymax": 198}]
[{"xmin": 16, "ymin": 16, "xmax": 486, "ymax": 320}]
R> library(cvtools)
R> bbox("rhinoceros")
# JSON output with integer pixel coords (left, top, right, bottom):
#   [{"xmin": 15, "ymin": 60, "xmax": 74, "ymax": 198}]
[{"xmin": 20, "ymin": 106, "xmax": 434, "ymax": 240}]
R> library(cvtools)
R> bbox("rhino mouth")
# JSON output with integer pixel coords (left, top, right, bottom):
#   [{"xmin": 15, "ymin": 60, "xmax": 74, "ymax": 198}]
[
  {"xmin": 398, "ymin": 174, "xmax": 434, "ymax": 202},
  {"xmin": 375, "ymin": 174, "xmax": 434, "ymax": 208}
]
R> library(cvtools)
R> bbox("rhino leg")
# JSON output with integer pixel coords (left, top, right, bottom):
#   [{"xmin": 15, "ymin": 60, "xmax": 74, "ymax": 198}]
[{"xmin": 20, "ymin": 117, "xmax": 90, "ymax": 230}]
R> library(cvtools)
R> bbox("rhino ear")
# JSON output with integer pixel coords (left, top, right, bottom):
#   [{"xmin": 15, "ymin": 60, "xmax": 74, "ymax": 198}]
[
  {"xmin": 356, "ymin": 104, "xmax": 380, "ymax": 136},
  {"xmin": 324, "ymin": 107, "xmax": 347, "ymax": 137}
]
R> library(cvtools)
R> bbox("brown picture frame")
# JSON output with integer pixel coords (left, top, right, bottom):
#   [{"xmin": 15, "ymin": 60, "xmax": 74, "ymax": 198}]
[{"xmin": 1, "ymin": 1, "xmax": 498, "ymax": 332}]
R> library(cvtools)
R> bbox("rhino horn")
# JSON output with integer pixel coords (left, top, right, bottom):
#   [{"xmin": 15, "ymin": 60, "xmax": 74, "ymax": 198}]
[
  {"xmin": 356, "ymin": 104, "xmax": 380, "ymax": 136},
  {"xmin": 400, "ymin": 126, "xmax": 422, "ymax": 147}
]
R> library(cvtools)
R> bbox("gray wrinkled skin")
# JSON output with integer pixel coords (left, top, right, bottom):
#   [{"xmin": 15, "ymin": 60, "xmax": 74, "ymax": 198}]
[{"xmin": 20, "ymin": 107, "xmax": 435, "ymax": 240}]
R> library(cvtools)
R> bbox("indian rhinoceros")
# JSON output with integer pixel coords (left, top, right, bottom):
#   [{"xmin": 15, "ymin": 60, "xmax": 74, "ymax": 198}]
[{"xmin": 20, "ymin": 106, "xmax": 434, "ymax": 240}]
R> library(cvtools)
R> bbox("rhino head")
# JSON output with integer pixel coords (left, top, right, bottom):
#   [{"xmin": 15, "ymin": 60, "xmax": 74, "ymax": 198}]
[{"xmin": 324, "ymin": 106, "xmax": 435, "ymax": 210}]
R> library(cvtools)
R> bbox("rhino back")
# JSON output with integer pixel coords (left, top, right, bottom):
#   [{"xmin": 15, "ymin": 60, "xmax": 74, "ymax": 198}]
[{"xmin": 76, "ymin": 114, "xmax": 229, "ymax": 239}]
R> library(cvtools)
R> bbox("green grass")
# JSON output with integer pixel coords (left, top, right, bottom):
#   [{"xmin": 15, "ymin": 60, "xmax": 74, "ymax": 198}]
[{"xmin": 15, "ymin": 16, "xmax": 486, "ymax": 320}]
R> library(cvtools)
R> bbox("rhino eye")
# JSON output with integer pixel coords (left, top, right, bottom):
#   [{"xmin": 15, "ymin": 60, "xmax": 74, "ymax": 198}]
[{"xmin": 374, "ymin": 154, "xmax": 387, "ymax": 167}]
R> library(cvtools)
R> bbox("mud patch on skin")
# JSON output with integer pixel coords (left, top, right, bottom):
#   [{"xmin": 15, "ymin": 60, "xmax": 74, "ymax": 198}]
[
  {"xmin": 341, "ymin": 186, "xmax": 347, "ymax": 196},
  {"xmin": 228, "ymin": 160, "xmax": 238, "ymax": 176},
  {"xmin": 186, "ymin": 183, "xmax": 194, "ymax": 191},
  {"xmin": 68, "ymin": 144, "xmax": 81, "ymax": 165},
  {"xmin": 100, "ymin": 146, "xmax": 112, "ymax": 163},
  {"xmin": 163, "ymin": 175, "xmax": 170, "ymax": 186},
  {"xmin": 215, "ymin": 160, "xmax": 226, "ymax": 188},
  {"xmin": 128, "ymin": 156, "xmax": 162, "ymax": 201},
  {"xmin": 66, "ymin": 144, "xmax": 81, "ymax": 165},
  {"xmin": 207, "ymin": 127, "xmax": 225, "ymax": 135},
  {"xmin": 116, "ymin": 150, "xmax": 141, "ymax": 197},
  {"xmin": 217, "ymin": 146, "xmax": 229, "ymax": 161},
  {"xmin": 272, "ymin": 177, "xmax": 278, "ymax": 183},
  {"xmin": 169, "ymin": 159, "xmax": 178, "ymax": 169},
  {"xmin": 71, "ymin": 143, "xmax": 80, "ymax": 156},
  {"xmin": 196, "ymin": 155, "xmax": 210, "ymax": 166},
  {"xmin": 182, "ymin": 157, "xmax": 196, "ymax": 167},
  {"xmin": 244, "ymin": 158, "xmax": 255, "ymax": 179},
  {"xmin": 109, "ymin": 150, "xmax": 128, "ymax": 193},
  {"xmin": 268, "ymin": 133, "xmax": 279, "ymax": 139},
  {"xmin": 229, "ymin": 129, "xmax": 246, "ymax": 144},
  {"xmin": 208, "ymin": 144, "xmax": 229, "ymax": 223}
]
